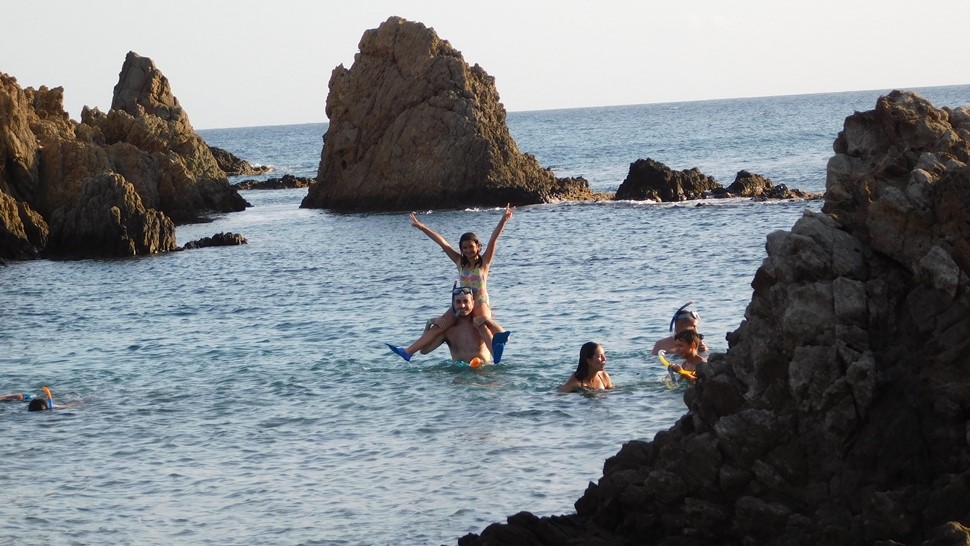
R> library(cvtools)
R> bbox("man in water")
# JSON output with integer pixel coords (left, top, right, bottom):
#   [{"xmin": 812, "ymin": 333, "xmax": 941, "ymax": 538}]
[
  {"xmin": 388, "ymin": 286, "xmax": 509, "ymax": 364},
  {"xmin": 652, "ymin": 302, "xmax": 708, "ymax": 355}
]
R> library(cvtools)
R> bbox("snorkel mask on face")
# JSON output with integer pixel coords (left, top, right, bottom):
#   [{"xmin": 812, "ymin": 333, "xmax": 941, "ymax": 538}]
[{"xmin": 451, "ymin": 283, "xmax": 476, "ymax": 317}]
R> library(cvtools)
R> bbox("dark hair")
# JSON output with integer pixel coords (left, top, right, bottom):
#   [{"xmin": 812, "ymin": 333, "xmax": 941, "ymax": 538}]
[
  {"xmin": 458, "ymin": 232, "xmax": 482, "ymax": 268},
  {"xmin": 27, "ymin": 398, "xmax": 49, "ymax": 412},
  {"xmin": 574, "ymin": 342, "xmax": 601, "ymax": 381},
  {"xmin": 674, "ymin": 329, "xmax": 702, "ymax": 346}
]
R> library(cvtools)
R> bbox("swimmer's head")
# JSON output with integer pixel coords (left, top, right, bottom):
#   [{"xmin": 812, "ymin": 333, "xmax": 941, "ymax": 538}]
[
  {"xmin": 674, "ymin": 329, "xmax": 704, "ymax": 357},
  {"xmin": 27, "ymin": 398, "xmax": 50, "ymax": 411},
  {"xmin": 674, "ymin": 329, "xmax": 703, "ymax": 345},
  {"xmin": 669, "ymin": 302, "xmax": 700, "ymax": 333},
  {"xmin": 574, "ymin": 341, "xmax": 603, "ymax": 381},
  {"xmin": 451, "ymin": 286, "xmax": 476, "ymax": 317}
]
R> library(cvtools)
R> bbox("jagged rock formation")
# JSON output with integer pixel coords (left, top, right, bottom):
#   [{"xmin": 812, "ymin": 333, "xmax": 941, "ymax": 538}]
[
  {"xmin": 614, "ymin": 158, "xmax": 720, "ymax": 201},
  {"xmin": 460, "ymin": 91, "xmax": 970, "ymax": 545},
  {"xmin": 181, "ymin": 231, "xmax": 248, "ymax": 250},
  {"xmin": 711, "ymin": 170, "xmax": 821, "ymax": 200},
  {"xmin": 235, "ymin": 174, "xmax": 315, "ymax": 190},
  {"xmin": 210, "ymin": 146, "xmax": 271, "ymax": 176},
  {"xmin": 47, "ymin": 172, "xmax": 175, "ymax": 258},
  {"xmin": 615, "ymin": 160, "xmax": 819, "ymax": 202},
  {"xmin": 85, "ymin": 52, "xmax": 249, "ymax": 223},
  {"xmin": 301, "ymin": 16, "xmax": 592, "ymax": 212},
  {"xmin": 0, "ymin": 52, "xmax": 248, "ymax": 260},
  {"xmin": 0, "ymin": 191, "xmax": 48, "ymax": 260}
]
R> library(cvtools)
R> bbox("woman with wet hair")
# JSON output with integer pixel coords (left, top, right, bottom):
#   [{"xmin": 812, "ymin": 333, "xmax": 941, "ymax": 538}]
[{"xmin": 559, "ymin": 342, "xmax": 613, "ymax": 392}]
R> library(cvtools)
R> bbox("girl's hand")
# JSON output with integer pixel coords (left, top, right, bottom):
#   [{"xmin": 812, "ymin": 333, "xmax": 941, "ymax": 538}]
[
  {"xmin": 409, "ymin": 212, "xmax": 423, "ymax": 229},
  {"xmin": 503, "ymin": 203, "xmax": 514, "ymax": 221}
]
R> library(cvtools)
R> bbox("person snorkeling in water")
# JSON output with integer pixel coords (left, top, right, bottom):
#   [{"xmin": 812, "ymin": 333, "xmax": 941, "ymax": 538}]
[
  {"xmin": 2, "ymin": 387, "xmax": 57, "ymax": 411},
  {"xmin": 651, "ymin": 301, "xmax": 709, "ymax": 356}
]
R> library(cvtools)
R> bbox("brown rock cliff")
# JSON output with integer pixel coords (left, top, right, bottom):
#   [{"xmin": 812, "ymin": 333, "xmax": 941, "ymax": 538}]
[
  {"xmin": 461, "ymin": 92, "xmax": 970, "ymax": 545},
  {"xmin": 0, "ymin": 52, "xmax": 248, "ymax": 260},
  {"xmin": 301, "ymin": 16, "xmax": 592, "ymax": 212}
]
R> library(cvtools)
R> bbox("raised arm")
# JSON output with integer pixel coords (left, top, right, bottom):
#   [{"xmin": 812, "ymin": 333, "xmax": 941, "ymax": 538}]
[
  {"xmin": 410, "ymin": 213, "xmax": 461, "ymax": 265},
  {"xmin": 480, "ymin": 204, "xmax": 514, "ymax": 268}
]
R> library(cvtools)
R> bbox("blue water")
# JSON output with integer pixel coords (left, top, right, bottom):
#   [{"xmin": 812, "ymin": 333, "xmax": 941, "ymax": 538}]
[{"xmin": 2, "ymin": 85, "xmax": 968, "ymax": 544}]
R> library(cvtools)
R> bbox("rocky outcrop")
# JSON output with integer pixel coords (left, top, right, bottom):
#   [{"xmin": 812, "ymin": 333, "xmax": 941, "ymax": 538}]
[
  {"xmin": 615, "ymin": 160, "xmax": 819, "ymax": 202},
  {"xmin": 712, "ymin": 170, "xmax": 821, "ymax": 200},
  {"xmin": 0, "ymin": 52, "xmax": 248, "ymax": 260},
  {"xmin": 614, "ymin": 158, "xmax": 720, "ymax": 201},
  {"xmin": 0, "ymin": 191, "xmax": 48, "ymax": 260},
  {"xmin": 181, "ymin": 231, "xmax": 248, "ymax": 250},
  {"xmin": 47, "ymin": 172, "xmax": 176, "ymax": 258},
  {"xmin": 301, "ymin": 16, "xmax": 592, "ymax": 212},
  {"xmin": 235, "ymin": 174, "xmax": 315, "ymax": 190},
  {"xmin": 210, "ymin": 146, "xmax": 271, "ymax": 176},
  {"xmin": 85, "ymin": 52, "xmax": 249, "ymax": 223},
  {"xmin": 460, "ymin": 91, "xmax": 970, "ymax": 545}
]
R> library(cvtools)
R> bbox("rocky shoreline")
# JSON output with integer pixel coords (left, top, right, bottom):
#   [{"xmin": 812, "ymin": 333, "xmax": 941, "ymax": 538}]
[
  {"xmin": 0, "ymin": 17, "xmax": 817, "ymax": 262},
  {"xmin": 0, "ymin": 52, "xmax": 256, "ymax": 260},
  {"xmin": 2, "ymin": 13, "xmax": 969, "ymax": 545},
  {"xmin": 458, "ymin": 91, "xmax": 970, "ymax": 546}
]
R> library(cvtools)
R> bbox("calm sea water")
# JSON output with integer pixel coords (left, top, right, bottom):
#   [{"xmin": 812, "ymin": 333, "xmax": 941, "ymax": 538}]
[{"xmin": 2, "ymin": 85, "xmax": 968, "ymax": 545}]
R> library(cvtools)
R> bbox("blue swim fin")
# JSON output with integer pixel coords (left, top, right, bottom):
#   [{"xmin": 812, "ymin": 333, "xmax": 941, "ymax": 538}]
[
  {"xmin": 492, "ymin": 331, "xmax": 511, "ymax": 364},
  {"xmin": 385, "ymin": 343, "xmax": 412, "ymax": 362}
]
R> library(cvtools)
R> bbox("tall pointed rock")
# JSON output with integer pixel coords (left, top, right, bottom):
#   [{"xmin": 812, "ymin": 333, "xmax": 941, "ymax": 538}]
[
  {"xmin": 302, "ymin": 17, "xmax": 591, "ymax": 212},
  {"xmin": 83, "ymin": 51, "xmax": 248, "ymax": 223}
]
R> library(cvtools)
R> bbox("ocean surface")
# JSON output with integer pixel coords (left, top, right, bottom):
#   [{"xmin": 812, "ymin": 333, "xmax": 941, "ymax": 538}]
[{"xmin": 2, "ymin": 85, "xmax": 968, "ymax": 545}]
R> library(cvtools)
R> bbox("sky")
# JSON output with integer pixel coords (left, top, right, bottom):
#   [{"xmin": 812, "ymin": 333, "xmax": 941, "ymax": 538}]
[{"xmin": 4, "ymin": 0, "xmax": 969, "ymax": 130}]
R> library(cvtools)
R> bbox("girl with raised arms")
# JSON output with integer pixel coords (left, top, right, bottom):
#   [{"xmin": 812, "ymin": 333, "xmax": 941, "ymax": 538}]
[{"xmin": 387, "ymin": 204, "xmax": 513, "ymax": 363}]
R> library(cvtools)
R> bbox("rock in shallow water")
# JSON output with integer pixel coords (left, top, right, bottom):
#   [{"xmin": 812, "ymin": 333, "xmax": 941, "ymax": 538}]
[{"xmin": 301, "ymin": 16, "xmax": 592, "ymax": 212}]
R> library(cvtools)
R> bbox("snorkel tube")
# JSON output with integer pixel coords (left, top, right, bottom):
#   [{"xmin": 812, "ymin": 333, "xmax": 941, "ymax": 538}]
[
  {"xmin": 42, "ymin": 386, "xmax": 54, "ymax": 412},
  {"xmin": 658, "ymin": 350, "xmax": 696, "ymax": 380},
  {"xmin": 669, "ymin": 301, "xmax": 694, "ymax": 332}
]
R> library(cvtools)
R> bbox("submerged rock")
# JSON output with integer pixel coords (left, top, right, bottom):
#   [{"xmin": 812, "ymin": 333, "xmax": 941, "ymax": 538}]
[
  {"xmin": 181, "ymin": 232, "xmax": 248, "ymax": 250},
  {"xmin": 615, "ymin": 159, "xmax": 819, "ymax": 202},
  {"xmin": 615, "ymin": 158, "xmax": 720, "ymax": 201},
  {"xmin": 209, "ymin": 146, "xmax": 271, "ymax": 176},
  {"xmin": 301, "ymin": 16, "xmax": 592, "ymax": 212},
  {"xmin": 715, "ymin": 170, "xmax": 821, "ymax": 200},
  {"xmin": 460, "ymin": 92, "xmax": 970, "ymax": 545},
  {"xmin": 235, "ymin": 174, "xmax": 315, "ymax": 190}
]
